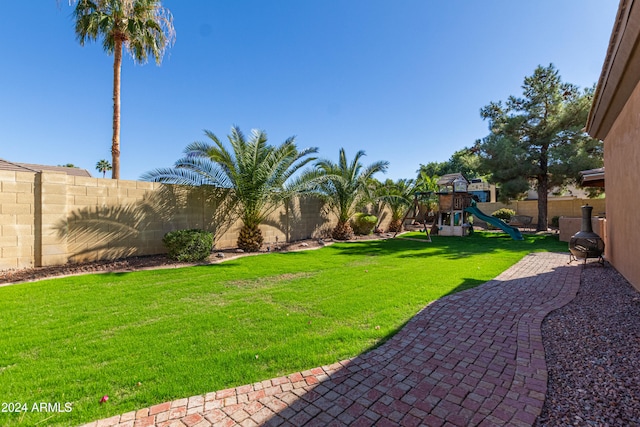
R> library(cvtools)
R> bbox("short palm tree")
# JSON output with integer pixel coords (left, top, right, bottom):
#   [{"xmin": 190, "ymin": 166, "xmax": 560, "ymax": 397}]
[
  {"xmin": 310, "ymin": 149, "xmax": 388, "ymax": 240},
  {"xmin": 415, "ymin": 169, "xmax": 440, "ymax": 213},
  {"xmin": 378, "ymin": 178, "xmax": 415, "ymax": 233},
  {"xmin": 142, "ymin": 126, "xmax": 318, "ymax": 252},
  {"xmin": 72, "ymin": 0, "xmax": 175, "ymax": 179},
  {"xmin": 95, "ymin": 159, "xmax": 112, "ymax": 178}
]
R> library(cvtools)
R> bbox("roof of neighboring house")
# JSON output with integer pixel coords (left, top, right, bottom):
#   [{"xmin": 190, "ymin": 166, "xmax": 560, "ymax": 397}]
[
  {"xmin": 0, "ymin": 158, "xmax": 92, "ymax": 177},
  {"xmin": 579, "ymin": 167, "xmax": 605, "ymax": 188},
  {"xmin": 586, "ymin": 0, "xmax": 639, "ymax": 139}
]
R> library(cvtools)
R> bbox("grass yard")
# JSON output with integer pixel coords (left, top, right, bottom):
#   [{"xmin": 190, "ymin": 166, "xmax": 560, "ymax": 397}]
[{"xmin": 0, "ymin": 232, "xmax": 566, "ymax": 426}]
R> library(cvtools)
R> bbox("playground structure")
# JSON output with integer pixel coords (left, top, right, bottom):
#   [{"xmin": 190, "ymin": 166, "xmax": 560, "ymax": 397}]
[
  {"xmin": 434, "ymin": 173, "xmax": 474, "ymax": 237},
  {"xmin": 465, "ymin": 201, "xmax": 523, "ymax": 240},
  {"xmin": 398, "ymin": 173, "xmax": 523, "ymax": 241},
  {"xmin": 433, "ymin": 173, "xmax": 523, "ymax": 240}
]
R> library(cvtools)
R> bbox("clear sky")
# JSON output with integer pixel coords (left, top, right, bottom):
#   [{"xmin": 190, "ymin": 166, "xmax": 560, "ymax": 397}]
[{"xmin": 0, "ymin": 1, "xmax": 619, "ymax": 181}]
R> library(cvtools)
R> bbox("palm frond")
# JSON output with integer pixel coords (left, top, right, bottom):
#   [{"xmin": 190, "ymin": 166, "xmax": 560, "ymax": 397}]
[
  {"xmin": 140, "ymin": 166, "xmax": 208, "ymax": 186},
  {"xmin": 311, "ymin": 149, "xmax": 387, "ymax": 224},
  {"xmin": 142, "ymin": 126, "xmax": 320, "ymax": 234}
]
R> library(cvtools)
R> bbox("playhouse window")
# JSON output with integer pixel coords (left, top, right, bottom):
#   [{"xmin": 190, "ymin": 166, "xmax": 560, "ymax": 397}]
[
  {"xmin": 453, "ymin": 177, "xmax": 468, "ymax": 193},
  {"xmin": 441, "ymin": 212, "xmax": 451, "ymax": 225}
]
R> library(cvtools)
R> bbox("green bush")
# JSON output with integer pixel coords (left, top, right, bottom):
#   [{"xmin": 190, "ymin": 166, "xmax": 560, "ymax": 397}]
[
  {"xmin": 163, "ymin": 229, "xmax": 213, "ymax": 262},
  {"xmin": 491, "ymin": 208, "xmax": 516, "ymax": 222},
  {"xmin": 351, "ymin": 213, "xmax": 378, "ymax": 235},
  {"xmin": 551, "ymin": 216, "xmax": 560, "ymax": 228}
]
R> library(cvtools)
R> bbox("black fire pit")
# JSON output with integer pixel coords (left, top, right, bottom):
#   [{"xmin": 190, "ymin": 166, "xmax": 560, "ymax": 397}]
[{"xmin": 569, "ymin": 205, "xmax": 605, "ymax": 265}]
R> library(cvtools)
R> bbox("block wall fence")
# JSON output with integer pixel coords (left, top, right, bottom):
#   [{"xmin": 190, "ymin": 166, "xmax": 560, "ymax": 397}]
[
  {"xmin": 476, "ymin": 199, "xmax": 606, "ymax": 224},
  {"xmin": 0, "ymin": 171, "xmax": 346, "ymax": 270},
  {"xmin": 0, "ymin": 170, "xmax": 606, "ymax": 271}
]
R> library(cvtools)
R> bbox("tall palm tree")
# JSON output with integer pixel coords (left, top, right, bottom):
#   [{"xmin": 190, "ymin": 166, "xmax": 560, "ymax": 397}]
[
  {"xmin": 142, "ymin": 126, "xmax": 319, "ymax": 252},
  {"xmin": 72, "ymin": 0, "xmax": 175, "ymax": 179},
  {"xmin": 95, "ymin": 159, "xmax": 112, "ymax": 177},
  {"xmin": 378, "ymin": 178, "xmax": 415, "ymax": 232},
  {"xmin": 310, "ymin": 148, "xmax": 388, "ymax": 240}
]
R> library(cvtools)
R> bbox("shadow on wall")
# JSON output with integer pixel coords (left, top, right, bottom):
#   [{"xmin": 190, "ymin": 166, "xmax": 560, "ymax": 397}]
[
  {"xmin": 54, "ymin": 185, "xmax": 237, "ymax": 263},
  {"xmin": 262, "ymin": 196, "xmax": 333, "ymax": 243}
]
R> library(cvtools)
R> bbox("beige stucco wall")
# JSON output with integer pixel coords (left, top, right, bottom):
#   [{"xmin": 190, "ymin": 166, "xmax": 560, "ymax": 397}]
[
  {"xmin": 1, "ymin": 172, "xmax": 366, "ymax": 270},
  {"xmin": 558, "ymin": 217, "xmax": 606, "ymax": 243},
  {"xmin": 601, "ymin": 81, "xmax": 640, "ymax": 290},
  {"xmin": 477, "ymin": 199, "xmax": 606, "ymax": 225}
]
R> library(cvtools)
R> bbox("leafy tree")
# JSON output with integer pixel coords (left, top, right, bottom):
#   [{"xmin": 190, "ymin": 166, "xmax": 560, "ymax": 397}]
[
  {"xmin": 377, "ymin": 179, "xmax": 415, "ymax": 232},
  {"xmin": 476, "ymin": 64, "xmax": 603, "ymax": 230},
  {"xmin": 417, "ymin": 148, "xmax": 482, "ymax": 180},
  {"xmin": 71, "ymin": 0, "xmax": 175, "ymax": 179},
  {"xmin": 142, "ymin": 126, "xmax": 318, "ymax": 252},
  {"xmin": 415, "ymin": 169, "xmax": 439, "ymax": 193},
  {"xmin": 95, "ymin": 159, "xmax": 112, "ymax": 177},
  {"xmin": 58, "ymin": 163, "xmax": 78, "ymax": 168},
  {"xmin": 309, "ymin": 149, "xmax": 388, "ymax": 240}
]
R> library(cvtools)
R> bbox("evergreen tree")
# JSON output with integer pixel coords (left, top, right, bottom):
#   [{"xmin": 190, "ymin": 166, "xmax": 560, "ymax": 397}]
[{"xmin": 476, "ymin": 64, "xmax": 603, "ymax": 230}]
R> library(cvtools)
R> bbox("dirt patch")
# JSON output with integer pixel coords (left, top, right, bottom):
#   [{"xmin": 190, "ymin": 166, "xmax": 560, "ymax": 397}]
[{"xmin": 0, "ymin": 234, "xmax": 391, "ymax": 285}]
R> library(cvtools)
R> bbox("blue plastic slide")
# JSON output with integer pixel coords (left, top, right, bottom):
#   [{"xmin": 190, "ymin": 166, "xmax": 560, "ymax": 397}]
[{"xmin": 465, "ymin": 201, "xmax": 523, "ymax": 241}]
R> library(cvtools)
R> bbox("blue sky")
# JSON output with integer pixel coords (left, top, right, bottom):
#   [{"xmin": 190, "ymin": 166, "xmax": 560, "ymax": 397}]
[{"xmin": 0, "ymin": 1, "xmax": 619, "ymax": 181}]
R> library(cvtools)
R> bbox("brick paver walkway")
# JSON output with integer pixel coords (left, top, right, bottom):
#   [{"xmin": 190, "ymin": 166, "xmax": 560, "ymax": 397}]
[{"xmin": 82, "ymin": 252, "xmax": 581, "ymax": 427}]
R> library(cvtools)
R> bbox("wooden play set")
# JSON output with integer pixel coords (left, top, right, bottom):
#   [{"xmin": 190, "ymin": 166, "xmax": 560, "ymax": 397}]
[{"xmin": 397, "ymin": 172, "xmax": 523, "ymax": 241}]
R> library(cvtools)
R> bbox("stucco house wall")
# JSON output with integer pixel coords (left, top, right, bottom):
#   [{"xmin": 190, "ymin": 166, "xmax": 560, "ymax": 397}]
[
  {"xmin": 586, "ymin": 0, "xmax": 640, "ymax": 290},
  {"xmin": 595, "ymin": 83, "xmax": 640, "ymax": 287}
]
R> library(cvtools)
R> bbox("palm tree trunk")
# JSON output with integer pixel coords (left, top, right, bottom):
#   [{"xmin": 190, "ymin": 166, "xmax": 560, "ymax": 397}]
[{"xmin": 111, "ymin": 38, "xmax": 123, "ymax": 179}]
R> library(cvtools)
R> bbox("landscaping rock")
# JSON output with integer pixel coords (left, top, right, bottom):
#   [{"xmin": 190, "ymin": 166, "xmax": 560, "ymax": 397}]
[{"xmin": 536, "ymin": 265, "xmax": 640, "ymax": 425}]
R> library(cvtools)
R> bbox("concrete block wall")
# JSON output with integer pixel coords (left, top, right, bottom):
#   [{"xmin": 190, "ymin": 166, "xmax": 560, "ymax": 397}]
[
  {"xmin": 61, "ymin": 177, "xmax": 259, "ymax": 263},
  {"xmin": 0, "ymin": 173, "xmax": 344, "ymax": 270},
  {"xmin": 212, "ymin": 197, "xmax": 336, "ymax": 250},
  {"xmin": 0, "ymin": 171, "xmax": 36, "ymax": 269},
  {"xmin": 1, "ymin": 170, "xmax": 608, "ymax": 272},
  {"xmin": 36, "ymin": 172, "xmax": 69, "ymax": 266}
]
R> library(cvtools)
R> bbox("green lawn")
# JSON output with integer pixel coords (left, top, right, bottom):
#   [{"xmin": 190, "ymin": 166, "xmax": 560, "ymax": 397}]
[{"xmin": 0, "ymin": 232, "xmax": 566, "ymax": 426}]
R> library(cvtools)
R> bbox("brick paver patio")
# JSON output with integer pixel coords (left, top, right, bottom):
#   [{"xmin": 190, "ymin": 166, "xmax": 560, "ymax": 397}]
[{"xmin": 82, "ymin": 252, "xmax": 581, "ymax": 427}]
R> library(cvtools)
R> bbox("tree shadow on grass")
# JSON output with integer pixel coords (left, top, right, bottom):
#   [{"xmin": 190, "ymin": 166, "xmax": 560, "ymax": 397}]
[
  {"xmin": 258, "ymin": 258, "xmax": 579, "ymax": 426},
  {"xmin": 324, "ymin": 234, "xmax": 562, "ymax": 261}
]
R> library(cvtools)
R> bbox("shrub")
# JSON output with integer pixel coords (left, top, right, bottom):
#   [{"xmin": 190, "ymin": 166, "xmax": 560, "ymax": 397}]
[
  {"xmin": 551, "ymin": 216, "xmax": 560, "ymax": 228},
  {"xmin": 163, "ymin": 229, "xmax": 213, "ymax": 262},
  {"xmin": 351, "ymin": 213, "xmax": 378, "ymax": 235},
  {"xmin": 491, "ymin": 208, "xmax": 516, "ymax": 222}
]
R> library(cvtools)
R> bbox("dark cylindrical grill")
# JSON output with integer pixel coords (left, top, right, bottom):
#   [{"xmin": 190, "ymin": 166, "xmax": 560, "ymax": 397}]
[{"xmin": 569, "ymin": 205, "xmax": 605, "ymax": 265}]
